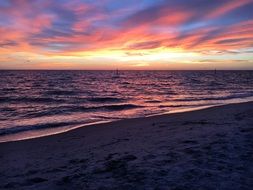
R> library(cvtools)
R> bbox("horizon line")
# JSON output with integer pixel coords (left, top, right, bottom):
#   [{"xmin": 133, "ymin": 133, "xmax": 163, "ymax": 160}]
[{"xmin": 1, "ymin": 69, "xmax": 253, "ymax": 71}]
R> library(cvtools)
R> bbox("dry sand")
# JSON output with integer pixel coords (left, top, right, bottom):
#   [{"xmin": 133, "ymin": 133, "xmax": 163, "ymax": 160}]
[{"xmin": 0, "ymin": 102, "xmax": 253, "ymax": 190}]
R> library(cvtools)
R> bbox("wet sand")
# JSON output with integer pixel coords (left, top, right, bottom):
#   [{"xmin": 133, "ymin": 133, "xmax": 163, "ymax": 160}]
[{"xmin": 0, "ymin": 102, "xmax": 253, "ymax": 190}]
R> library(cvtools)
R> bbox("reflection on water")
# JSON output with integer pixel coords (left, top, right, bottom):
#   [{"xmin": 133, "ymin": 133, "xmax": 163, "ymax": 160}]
[{"xmin": 0, "ymin": 70, "xmax": 253, "ymax": 141}]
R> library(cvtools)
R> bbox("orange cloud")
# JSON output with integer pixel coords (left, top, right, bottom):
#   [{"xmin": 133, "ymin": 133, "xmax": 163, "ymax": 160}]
[{"xmin": 0, "ymin": 0, "xmax": 252, "ymax": 69}]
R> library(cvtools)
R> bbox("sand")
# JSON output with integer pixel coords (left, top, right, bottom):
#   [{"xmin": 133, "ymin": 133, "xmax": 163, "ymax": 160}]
[{"xmin": 0, "ymin": 102, "xmax": 253, "ymax": 190}]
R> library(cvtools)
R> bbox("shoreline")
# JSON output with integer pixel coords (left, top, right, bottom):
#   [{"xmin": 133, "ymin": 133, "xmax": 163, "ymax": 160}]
[
  {"xmin": 0, "ymin": 104, "xmax": 235, "ymax": 143},
  {"xmin": 1, "ymin": 101, "xmax": 253, "ymax": 189},
  {"xmin": 1, "ymin": 96, "xmax": 253, "ymax": 143}
]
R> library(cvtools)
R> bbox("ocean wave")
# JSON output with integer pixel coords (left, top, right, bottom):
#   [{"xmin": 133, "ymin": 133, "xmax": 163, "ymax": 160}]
[
  {"xmin": 87, "ymin": 97, "xmax": 124, "ymax": 103},
  {"xmin": 44, "ymin": 90, "xmax": 78, "ymax": 96},
  {"xmin": 209, "ymin": 81, "xmax": 223, "ymax": 86},
  {"xmin": 67, "ymin": 103, "xmax": 143, "ymax": 112},
  {"xmin": 0, "ymin": 107, "xmax": 16, "ymax": 112},
  {"xmin": 1, "ymin": 87, "xmax": 17, "ymax": 92},
  {"xmin": 99, "ymin": 104, "xmax": 143, "ymax": 111},
  {"xmin": 0, "ymin": 97, "xmax": 65, "ymax": 104},
  {"xmin": 145, "ymin": 100, "xmax": 162, "ymax": 103},
  {"xmin": 174, "ymin": 93, "xmax": 253, "ymax": 102},
  {"xmin": 23, "ymin": 104, "xmax": 143, "ymax": 118},
  {"xmin": 0, "ymin": 121, "xmax": 84, "ymax": 136},
  {"xmin": 158, "ymin": 105, "xmax": 184, "ymax": 108}
]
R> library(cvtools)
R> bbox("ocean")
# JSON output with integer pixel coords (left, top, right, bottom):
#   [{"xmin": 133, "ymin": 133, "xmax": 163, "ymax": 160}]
[{"xmin": 1, "ymin": 70, "xmax": 253, "ymax": 142}]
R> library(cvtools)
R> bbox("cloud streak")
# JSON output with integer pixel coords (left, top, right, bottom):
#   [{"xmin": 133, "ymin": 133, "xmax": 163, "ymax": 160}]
[{"xmin": 0, "ymin": 0, "xmax": 252, "ymax": 69}]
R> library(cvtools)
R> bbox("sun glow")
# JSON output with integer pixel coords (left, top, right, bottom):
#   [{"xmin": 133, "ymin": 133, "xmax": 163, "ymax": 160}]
[{"xmin": 69, "ymin": 47, "xmax": 200, "ymax": 63}]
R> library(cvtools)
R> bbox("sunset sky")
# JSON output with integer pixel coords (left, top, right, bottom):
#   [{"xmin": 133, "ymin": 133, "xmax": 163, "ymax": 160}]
[{"xmin": 0, "ymin": 0, "xmax": 253, "ymax": 70}]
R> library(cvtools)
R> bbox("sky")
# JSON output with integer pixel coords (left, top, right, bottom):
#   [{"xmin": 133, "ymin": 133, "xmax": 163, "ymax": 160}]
[{"xmin": 0, "ymin": 0, "xmax": 253, "ymax": 70}]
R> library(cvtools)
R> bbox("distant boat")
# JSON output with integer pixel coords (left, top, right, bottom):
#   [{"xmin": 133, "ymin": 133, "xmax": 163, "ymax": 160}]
[{"xmin": 113, "ymin": 69, "xmax": 120, "ymax": 79}]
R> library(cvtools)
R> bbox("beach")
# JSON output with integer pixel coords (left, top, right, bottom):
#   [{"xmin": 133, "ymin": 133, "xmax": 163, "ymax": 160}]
[{"xmin": 0, "ymin": 101, "xmax": 252, "ymax": 190}]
